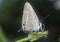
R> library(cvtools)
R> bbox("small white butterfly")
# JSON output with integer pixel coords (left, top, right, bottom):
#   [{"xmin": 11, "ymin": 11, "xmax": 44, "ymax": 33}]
[{"xmin": 18, "ymin": 2, "xmax": 45, "ymax": 33}]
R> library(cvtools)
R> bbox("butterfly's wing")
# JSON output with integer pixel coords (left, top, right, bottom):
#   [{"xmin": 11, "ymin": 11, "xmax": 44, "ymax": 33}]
[{"xmin": 22, "ymin": 2, "xmax": 39, "ymax": 33}]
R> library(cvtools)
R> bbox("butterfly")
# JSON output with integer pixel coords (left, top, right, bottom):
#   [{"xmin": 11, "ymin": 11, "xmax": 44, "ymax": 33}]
[{"xmin": 18, "ymin": 2, "xmax": 46, "ymax": 33}]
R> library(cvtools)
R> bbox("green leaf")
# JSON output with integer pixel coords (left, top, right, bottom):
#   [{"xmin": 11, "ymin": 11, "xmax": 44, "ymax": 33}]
[{"xmin": 15, "ymin": 31, "xmax": 48, "ymax": 42}]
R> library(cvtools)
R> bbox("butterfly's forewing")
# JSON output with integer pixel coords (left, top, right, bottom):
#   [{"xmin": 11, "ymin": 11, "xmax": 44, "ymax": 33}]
[{"xmin": 22, "ymin": 2, "xmax": 39, "ymax": 32}]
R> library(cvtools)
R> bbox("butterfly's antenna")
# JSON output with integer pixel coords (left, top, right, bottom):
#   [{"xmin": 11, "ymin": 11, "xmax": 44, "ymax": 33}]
[
  {"xmin": 42, "ymin": 14, "xmax": 50, "ymax": 21},
  {"xmin": 42, "ymin": 24, "xmax": 45, "ymax": 31}
]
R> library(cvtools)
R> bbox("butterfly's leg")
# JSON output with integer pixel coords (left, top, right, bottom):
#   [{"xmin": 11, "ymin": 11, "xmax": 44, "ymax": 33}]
[
  {"xmin": 39, "ymin": 23, "xmax": 42, "ymax": 31},
  {"xmin": 40, "ymin": 25, "xmax": 43, "ymax": 31},
  {"xmin": 42, "ymin": 24, "xmax": 45, "ymax": 31}
]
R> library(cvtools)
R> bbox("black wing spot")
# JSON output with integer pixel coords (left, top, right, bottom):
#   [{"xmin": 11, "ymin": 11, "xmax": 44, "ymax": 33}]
[{"xmin": 23, "ymin": 24, "xmax": 25, "ymax": 26}]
